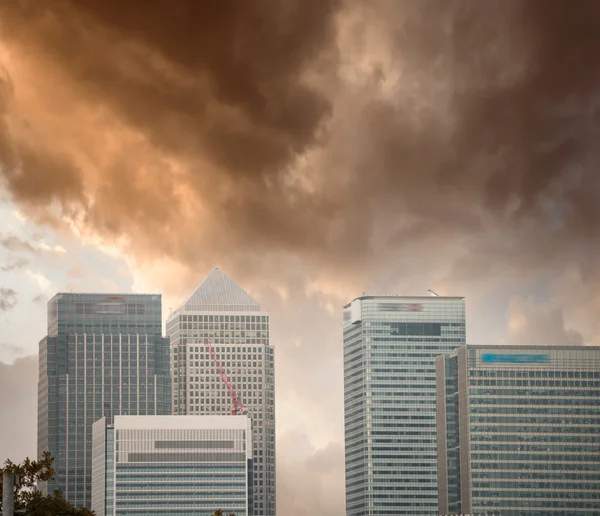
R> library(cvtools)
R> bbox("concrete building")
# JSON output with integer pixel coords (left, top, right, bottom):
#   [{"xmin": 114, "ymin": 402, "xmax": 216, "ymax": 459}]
[
  {"xmin": 343, "ymin": 294, "xmax": 466, "ymax": 515},
  {"xmin": 437, "ymin": 345, "xmax": 600, "ymax": 515},
  {"xmin": 37, "ymin": 293, "xmax": 171, "ymax": 508},
  {"xmin": 92, "ymin": 415, "xmax": 252, "ymax": 516},
  {"xmin": 167, "ymin": 268, "xmax": 275, "ymax": 515}
]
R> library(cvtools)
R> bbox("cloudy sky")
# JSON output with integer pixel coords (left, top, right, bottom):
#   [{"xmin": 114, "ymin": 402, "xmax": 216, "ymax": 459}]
[{"xmin": 1, "ymin": 0, "xmax": 599, "ymax": 513}]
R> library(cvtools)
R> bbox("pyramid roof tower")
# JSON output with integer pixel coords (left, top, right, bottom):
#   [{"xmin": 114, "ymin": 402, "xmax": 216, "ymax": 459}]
[{"xmin": 177, "ymin": 267, "xmax": 261, "ymax": 313}]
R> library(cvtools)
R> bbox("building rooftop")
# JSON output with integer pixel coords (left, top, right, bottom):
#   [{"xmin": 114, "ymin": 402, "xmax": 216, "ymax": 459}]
[
  {"xmin": 173, "ymin": 267, "xmax": 261, "ymax": 315},
  {"xmin": 112, "ymin": 414, "xmax": 251, "ymax": 430},
  {"xmin": 48, "ymin": 292, "xmax": 161, "ymax": 301},
  {"xmin": 344, "ymin": 294, "xmax": 465, "ymax": 309},
  {"xmin": 463, "ymin": 343, "xmax": 600, "ymax": 351}
]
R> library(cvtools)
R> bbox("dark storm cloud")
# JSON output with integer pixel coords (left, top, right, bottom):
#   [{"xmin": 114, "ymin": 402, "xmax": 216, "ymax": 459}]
[
  {"xmin": 340, "ymin": 0, "xmax": 600, "ymax": 245},
  {"xmin": 0, "ymin": 286, "xmax": 17, "ymax": 311},
  {"xmin": 68, "ymin": 0, "xmax": 339, "ymax": 174},
  {"xmin": 0, "ymin": 0, "xmax": 348, "ymax": 261},
  {"xmin": 2, "ymin": 0, "xmax": 600, "ymax": 272},
  {"xmin": 0, "ymin": 65, "xmax": 85, "ymax": 207}
]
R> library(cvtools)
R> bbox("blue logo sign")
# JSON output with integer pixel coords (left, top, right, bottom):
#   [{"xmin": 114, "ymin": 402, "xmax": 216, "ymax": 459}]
[{"xmin": 481, "ymin": 353, "xmax": 549, "ymax": 364}]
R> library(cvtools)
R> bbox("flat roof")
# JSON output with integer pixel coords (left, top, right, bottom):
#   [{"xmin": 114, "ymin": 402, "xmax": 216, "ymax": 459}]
[
  {"xmin": 344, "ymin": 295, "xmax": 465, "ymax": 309},
  {"xmin": 113, "ymin": 415, "xmax": 250, "ymax": 430},
  {"xmin": 464, "ymin": 344, "xmax": 600, "ymax": 351},
  {"xmin": 49, "ymin": 292, "xmax": 161, "ymax": 301}
]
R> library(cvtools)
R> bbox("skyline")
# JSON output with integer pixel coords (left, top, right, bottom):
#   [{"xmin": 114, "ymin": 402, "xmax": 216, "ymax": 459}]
[
  {"xmin": 2, "ymin": 1, "xmax": 600, "ymax": 514},
  {"xmin": 0, "ymin": 268, "xmax": 591, "ymax": 515}
]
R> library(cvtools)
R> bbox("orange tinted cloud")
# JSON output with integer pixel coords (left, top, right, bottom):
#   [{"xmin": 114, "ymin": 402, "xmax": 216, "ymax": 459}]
[{"xmin": 1, "ymin": 0, "xmax": 600, "ymax": 279}]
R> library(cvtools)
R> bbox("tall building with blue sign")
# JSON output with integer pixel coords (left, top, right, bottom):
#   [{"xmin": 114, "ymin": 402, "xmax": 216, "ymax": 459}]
[
  {"xmin": 343, "ymin": 295, "xmax": 466, "ymax": 515},
  {"xmin": 92, "ymin": 415, "xmax": 253, "ymax": 516},
  {"xmin": 38, "ymin": 293, "xmax": 171, "ymax": 508},
  {"xmin": 437, "ymin": 344, "xmax": 600, "ymax": 515}
]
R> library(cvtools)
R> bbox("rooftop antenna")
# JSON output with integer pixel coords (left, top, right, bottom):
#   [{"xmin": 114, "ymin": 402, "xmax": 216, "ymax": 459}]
[{"xmin": 428, "ymin": 289, "xmax": 439, "ymax": 297}]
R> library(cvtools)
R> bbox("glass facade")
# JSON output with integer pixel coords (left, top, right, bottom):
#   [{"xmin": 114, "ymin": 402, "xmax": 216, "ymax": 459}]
[
  {"xmin": 38, "ymin": 293, "xmax": 171, "ymax": 508},
  {"xmin": 168, "ymin": 268, "xmax": 275, "ymax": 515},
  {"xmin": 91, "ymin": 415, "xmax": 252, "ymax": 516},
  {"xmin": 437, "ymin": 345, "xmax": 600, "ymax": 516},
  {"xmin": 343, "ymin": 295, "xmax": 466, "ymax": 515}
]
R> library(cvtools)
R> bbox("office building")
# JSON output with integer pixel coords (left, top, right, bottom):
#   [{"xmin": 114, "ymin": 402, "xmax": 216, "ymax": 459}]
[
  {"xmin": 38, "ymin": 293, "xmax": 171, "ymax": 508},
  {"xmin": 343, "ymin": 295, "xmax": 466, "ymax": 515},
  {"xmin": 167, "ymin": 268, "xmax": 275, "ymax": 515},
  {"xmin": 92, "ymin": 415, "xmax": 253, "ymax": 516},
  {"xmin": 437, "ymin": 345, "xmax": 600, "ymax": 515}
]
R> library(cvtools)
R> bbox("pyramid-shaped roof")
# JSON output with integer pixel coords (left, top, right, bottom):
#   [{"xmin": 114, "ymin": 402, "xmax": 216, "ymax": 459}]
[{"xmin": 180, "ymin": 268, "xmax": 261, "ymax": 312}]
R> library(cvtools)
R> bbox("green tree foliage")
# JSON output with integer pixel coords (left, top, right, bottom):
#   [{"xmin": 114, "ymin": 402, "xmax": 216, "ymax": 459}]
[
  {"xmin": 0, "ymin": 452, "xmax": 94, "ymax": 515},
  {"xmin": 212, "ymin": 510, "xmax": 236, "ymax": 516}
]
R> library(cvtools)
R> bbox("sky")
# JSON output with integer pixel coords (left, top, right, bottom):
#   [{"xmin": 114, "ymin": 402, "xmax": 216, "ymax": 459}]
[{"xmin": 1, "ymin": 0, "xmax": 600, "ymax": 514}]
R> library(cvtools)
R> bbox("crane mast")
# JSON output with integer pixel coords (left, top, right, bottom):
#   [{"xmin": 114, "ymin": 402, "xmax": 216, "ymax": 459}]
[{"xmin": 203, "ymin": 339, "xmax": 247, "ymax": 415}]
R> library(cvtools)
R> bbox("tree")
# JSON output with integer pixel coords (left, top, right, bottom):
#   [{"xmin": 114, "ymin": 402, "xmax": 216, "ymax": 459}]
[
  {"xmin": 0, "ymin": 452, "xmax": 94, "ymax": 515},
  {"xmin": 212, "ymin": 511, "xmax": 236, "ymax": 516}
]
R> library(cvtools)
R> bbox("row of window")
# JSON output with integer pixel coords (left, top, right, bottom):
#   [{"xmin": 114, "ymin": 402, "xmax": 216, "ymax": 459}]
[
  {"xmin": 472, "ymin": 461, "xmax": 600, "ymax": 471},
  {"xmin": 472, "ymin": 470, "xmax": 600, "ymax": 481},
  {"xmin": 470, "ymin": 369, "xmax": 600, "ymax": 378},
  {"xmin": 472, "ymin": 433, "xmax": 599, "ymax": 443},
  {"xmin": 472, "ymin": 491, "xmax": 600, "ymax": 500},
  {"xmin": 472, "ymin": 443, "xmax": 600, "ymax": 453},
  {"xmin": 470, "ymin": 380, "xmax": 600, "ymax": 388},
  {"xmin": 179, "ymin": 314, "xmax": 266, "ymax": 323},
  {"xmin": 472, "ymin": 453, "xmax": 600, "ymax": 462},
  {"xmin": 470, "ymin": 397, "xmax": 600, "ymax": 407}
]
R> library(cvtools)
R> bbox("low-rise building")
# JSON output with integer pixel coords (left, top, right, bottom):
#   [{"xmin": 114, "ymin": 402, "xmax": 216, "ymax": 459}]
[{"xmin": 92, "ymin": 415, "xmax": 252, "ymax": 516}]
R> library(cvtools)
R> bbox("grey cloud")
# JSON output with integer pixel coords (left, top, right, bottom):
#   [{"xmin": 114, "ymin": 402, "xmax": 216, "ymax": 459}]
[
  {"xmin": 0, "ymin": 286, "xmax": 17, "ymax": 311},
  {"xmin": 506, "ymin": 296, "xmax": 584, "ymax": 347},
  {"xmin": 277, "ymin": 436, "xmax": 345, "ymax": 516},
  {"xmin": 0, "ymin": 356, "xmax": 38, "ymax": 464},
  {"xmin": 32, "ymin": 293, "xmax": 48, "ymax": 305},
  {"xmin": 0, "ymin": 257, "xmax": 29, "ymax": 271},
  {"xmin": 0, "ymin": 235, "xmax": 35, "ymax": 253}
]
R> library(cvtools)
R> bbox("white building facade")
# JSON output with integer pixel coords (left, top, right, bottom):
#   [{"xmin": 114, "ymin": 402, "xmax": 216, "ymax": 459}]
[
  {"xmin": 92, "ymin": 415, "xmax": 252, "ymax": 516},
  {"xmin": 167, "ymin": 268, "xmax": 275, "ymax": 515}
]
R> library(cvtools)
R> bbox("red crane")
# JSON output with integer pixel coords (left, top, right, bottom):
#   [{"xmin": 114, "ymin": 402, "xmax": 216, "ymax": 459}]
[{"xmin": 203, "ymin": 339, "xmax": 247, "ymax": 415}]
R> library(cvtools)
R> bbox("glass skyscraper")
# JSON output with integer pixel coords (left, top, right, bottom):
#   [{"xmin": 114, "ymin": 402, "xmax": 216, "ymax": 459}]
[
  {"xmin": 437, "ymin": 344, "xmax": 600, "ymax": 515},
  {"xmin": 92, "ymin": 415, "xmax": 253, "ymax": 516},
  {"xmin": 342, "ymin": 295, "xmax": 465, "ymax": 515},
  {"xmin": 168, "ymin": 268, "xmax": 275, "ymax": 515},
  {"xmin": 38, "ymin": 293, "xmax": 171, "ymax": 508}
]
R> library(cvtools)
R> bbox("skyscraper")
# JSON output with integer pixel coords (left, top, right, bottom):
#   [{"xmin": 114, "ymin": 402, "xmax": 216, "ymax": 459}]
[
  {"xmin": 167, "ymin": 268, "xmax": 275, "ymax": 516},
  {"xmin": 38, "ymin": 293, "xmax": 171, "ymax": 508},
  {"xmin": 437, "ymin": 344, "xmax": 600, "ymax": 515},
  {"xmin": 92, "ymin": 415, "xmax": 253, "ymax": 516},
  {"xmin": 342, "ymin": 295, "xmax": 465, "ymax": 515}
]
